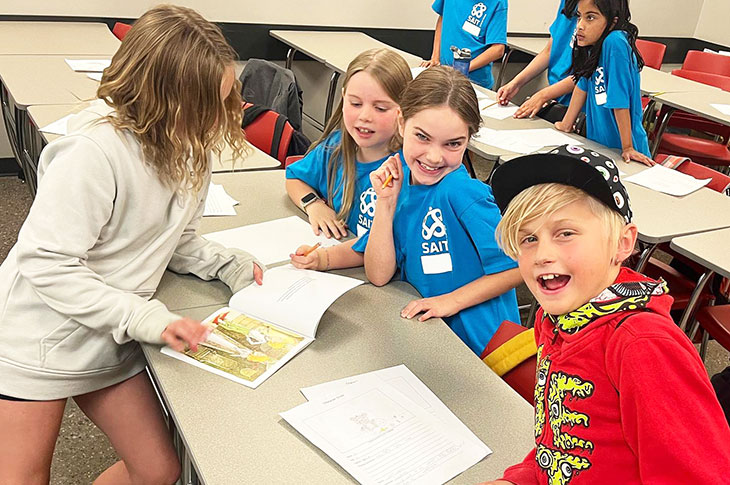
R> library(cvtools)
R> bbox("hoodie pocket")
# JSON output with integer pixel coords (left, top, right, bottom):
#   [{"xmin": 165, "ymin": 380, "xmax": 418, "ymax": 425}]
[{"xmin": 40, "ymin": 319, "xmax": 132, "ymax": 372}]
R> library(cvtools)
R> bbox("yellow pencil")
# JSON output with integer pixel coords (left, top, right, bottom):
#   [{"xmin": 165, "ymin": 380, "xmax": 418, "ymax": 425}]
[
  {"xmin": 382, "ymin": 174, "xmax": 394, "ymax": 189},
  {"xmin": 302, "ymin": 242, "xmax": 321, "ymax": 257},
  {"xmin": 481, "ymin": 101, "xmax": 499, "ymax": 111}
]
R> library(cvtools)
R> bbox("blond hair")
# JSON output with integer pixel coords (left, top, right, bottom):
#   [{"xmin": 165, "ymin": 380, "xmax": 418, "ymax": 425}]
[
  {"xmin": 97, "ymin": 4, "xmax": 247, "ymax": 193},
  {"xmin": 312, "ymin": 48, "xmax": 411, "ymax": 221},
  {"xmin": 495, "ymin": 183, "xmax": 627, "ymax": 260},
  {"xmin": 400, "ymin": 66, "xmax": 481, "ymax": 137}
]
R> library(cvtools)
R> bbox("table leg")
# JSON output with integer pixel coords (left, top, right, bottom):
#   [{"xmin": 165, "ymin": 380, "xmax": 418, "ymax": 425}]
[
  {"xmin": 285, "ymin": 47, "xmax": 297, "ymax": 70},
  {"xmin": 678, "ymin": 269, "xmax": 713, "ymax": 333},
  {"xmin": 650, "ymin": 104, "xmax": 675, "ymax": 158},
  {"xmin": 494, "ymin": 48, "xmax": 513, "ymax": 91},
  {"xmin": 324, "ymin": 70, "xmax": 341, "ymax": 123},
  {"xmin": 641, "ymin": 98, "xmax": 656, "ymax": 130}
]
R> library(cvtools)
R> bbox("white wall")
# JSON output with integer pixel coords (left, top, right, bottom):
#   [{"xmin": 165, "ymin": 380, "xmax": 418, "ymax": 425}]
[{"xmin": 694, "ymin": 0, "xmax": 730, "ymax": 46}]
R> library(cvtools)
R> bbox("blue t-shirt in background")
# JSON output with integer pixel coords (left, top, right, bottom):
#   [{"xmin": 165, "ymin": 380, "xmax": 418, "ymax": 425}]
[
  {"xmin": 577, "ymin": 31, "xmax": 650, "ymax": 156},
  {"xmin": 285, "ymin": 131, "xmax": 387, "ymax": 236},
  {"xmin": 432, "ymin": 0, "xmax": 508, "ymax": 89},
  {"xmin": 548, "ymin": 0, "xmax": 577, "ymax": 105},
  {"xmin": 355, "ymin": 159, "xmax": 519, "ymax": 354}
]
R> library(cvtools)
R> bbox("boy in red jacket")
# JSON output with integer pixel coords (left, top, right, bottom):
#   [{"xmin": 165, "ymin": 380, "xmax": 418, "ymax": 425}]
[{"xmin": 482, "ymin": 145, "xmax": 730, "ymax": 484}]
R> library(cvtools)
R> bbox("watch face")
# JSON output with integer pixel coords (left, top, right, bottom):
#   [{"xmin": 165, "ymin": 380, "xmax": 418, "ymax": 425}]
[{"xmin": 301, "ymin": 193, "xmax": 317, "ymax": 204}]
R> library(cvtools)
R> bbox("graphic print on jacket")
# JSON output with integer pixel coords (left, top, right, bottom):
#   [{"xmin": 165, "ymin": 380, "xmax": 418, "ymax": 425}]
[
  {"xmin": 420, "ymin": 206, "xmax": 452, "ymax": 274},
  {"xmin": 533, "ymin": 278, "xmax": 669, "ymax": 484}
]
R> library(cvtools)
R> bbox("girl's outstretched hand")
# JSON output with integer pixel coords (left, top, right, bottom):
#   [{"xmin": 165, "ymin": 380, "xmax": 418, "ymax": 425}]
[
  {"xmin": 514, "ymin": 93, "xmax": 549, "ymax": 119},
  {"xmin": 161, "ymin": 318, "xmax": 211, "ymax": 353},
  {"xmin": 496, "ymin": 81, "xmax": 519, "ymax": 106},
  {"xmin": 290, "ymin": 245, "xmax": 324, "ymax": 270},
  {"xmin": 371, "ymin": 153, "xmax": 404, "ymax": 202},
  {"xmin": 305, "ymin": 202, "xmax": 348, "ymax": 239},
  {"xmin": 622, "ymin": 147, "xmax": 655, "ymax": 166},
  {"xmin": 401, "ymin": 294, "xmax": 460, "ymax": 322}
]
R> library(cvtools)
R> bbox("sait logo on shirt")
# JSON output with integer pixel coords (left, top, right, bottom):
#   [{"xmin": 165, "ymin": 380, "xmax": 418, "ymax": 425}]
[
  {"xmin": 420, "ymin": 206, "xmax": 452, "ymax": 274},
  {"xmin": 594, "ymin": 67, "xmax": 607, "ymax": 105},
  {"xmin": 357, "ymin": 187, "xmax": 377, "ymax": 237},
  {"xmin": 463, "ymin": 2, "xmax": 487, "ymax": 37}
]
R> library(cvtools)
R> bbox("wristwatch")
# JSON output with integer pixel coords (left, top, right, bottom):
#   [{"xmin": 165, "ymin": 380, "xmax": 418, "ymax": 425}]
[{"xmin": 300, "ymin": 192, "xmax": 321, "ymax": 212}]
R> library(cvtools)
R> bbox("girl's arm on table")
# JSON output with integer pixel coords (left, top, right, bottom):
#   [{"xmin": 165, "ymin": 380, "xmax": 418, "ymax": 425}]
[
  {"xmin": 401, "ymin": 267, "xmax": 522, "ymax": 320},
  {"xmin": 555, "ymin": 85, "xmax": 587, "ymax": 132},
  {"xmin": 364, "ymin": 155, "xmax": 403, "ymax": 286},
  {"xmin": 285, "ymin": 178, "xmax": 347, "ymax": 239},
  {"xmin": 497, "ymin": 39, "xmax": 552, "ymax": 105},
  {"xmin": 291, "ymin": 239, "xmax": 364, "ymax": 271},
  {"xmin": 614, "ymin": 108, "xmax": 654, "ymax": 166}
]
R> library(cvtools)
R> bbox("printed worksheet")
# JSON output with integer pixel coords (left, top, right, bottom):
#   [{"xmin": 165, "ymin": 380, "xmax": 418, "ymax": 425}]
[
  {"xmin": 203, "ymin": 216, "xmax": 341, "ymax": 265},
  {"xmin": 281, "ymin": 379, "xmax": 490, "ymax": 484},
  {"xmin": 625, "ymin": 164, "xmax": 711, "ymax": 196}
]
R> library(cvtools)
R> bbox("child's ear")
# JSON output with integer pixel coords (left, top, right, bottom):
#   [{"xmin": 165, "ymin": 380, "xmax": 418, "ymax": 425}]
[
  {"xmin": 614, "ymin": 222, "xmax": 638, "ymax": 265},
  {"xmin": 397, "ymin": 110, "xmax": 405, "ymax": 138}
]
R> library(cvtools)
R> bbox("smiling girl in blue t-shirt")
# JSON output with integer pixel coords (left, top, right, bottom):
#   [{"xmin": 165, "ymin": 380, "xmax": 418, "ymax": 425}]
[{"xmin": 555, "ymin": 0, "xmax": 653, "ymax": 165}]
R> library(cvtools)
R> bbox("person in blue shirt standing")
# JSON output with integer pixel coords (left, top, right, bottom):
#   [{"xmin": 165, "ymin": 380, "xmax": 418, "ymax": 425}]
[
  {"xmin": 421, "ymin": 0, "xmax": 508, "ymax": 89},
  {"xmin": 496, "ymin": 0, "xmax": 578, "ymax": 117},
  {"xmin": 555, "ymin": 0, "xmax": 653, "ymax": 165},
  {"xmin": 358, "ymin": 67, "xmax": 522, "ymax": 354}
]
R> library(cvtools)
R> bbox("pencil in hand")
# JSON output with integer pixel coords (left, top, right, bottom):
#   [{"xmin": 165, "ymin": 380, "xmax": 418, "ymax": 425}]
[
  {"xmin": 382, "ymin": 174, "xmax": 394, "ymax": 189},
  {"xmin": 302, "ymin": 242, "xmax": 321, "ymax": 257}
]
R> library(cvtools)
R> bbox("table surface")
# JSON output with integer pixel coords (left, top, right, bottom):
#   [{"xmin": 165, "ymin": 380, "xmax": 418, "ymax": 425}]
[
  {"xmin": 0, "ymin": 21, "xmax": 120, "ymax": 56},
  {"xmin": 269, "ymin": 30, "xmax": 423, "ymax": 73},
  {"xmin": 27, "ymin": 103, "xmax": 281, "ymax": 171},
  {"xmin": 670, "ymin": 227, "xmax": 730, "ymax": 280},
  {"xmin": 149, "ymin": 170, "xmax": 535, "ymax": 484},
  {"xmin": 506, "ymin": 35, "xmax": 549, "ymax": 56},
  {"xmin": 0, "ymin": 55, "xmax": 108, "ymax": 107},
  {"xmin": 653, "ymin": 89, "xmax": 730, "ymax": 127}
]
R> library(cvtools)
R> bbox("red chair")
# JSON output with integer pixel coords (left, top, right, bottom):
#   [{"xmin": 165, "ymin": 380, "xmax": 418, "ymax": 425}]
[
  {"xmin": 636, "ymin": 39, "xmax": 666, "ymax": 70},
  {"xmin": 481, "ymin": 320, "xmax": 537, "ymax": 404},
  {"xmin": 112, "ymin": 22, "xmax": 132, "ymax": 41},
  {"xmin": 671, "ymin": 69, "xmax": 730, "ymax": 91},
  {"xmin": 285, "ymin": 155, "xmax": 303, "ymax": 167},
  {"xmin": 242, "ymin": 103, "xmax": 295, "ymax": 167},
  {"xmin": 652, "ymin": 71, "xmax": 730, "ymax": 167},
  {"xmin": 681, "ymin": 50, "xmax": 730, "ymax": 78}
]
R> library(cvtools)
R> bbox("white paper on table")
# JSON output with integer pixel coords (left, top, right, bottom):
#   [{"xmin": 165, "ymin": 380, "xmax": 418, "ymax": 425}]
[
  {"xmin": 482, "ymin": 104, "xmax": 519, "ymax": 120},
  {"xmin": 281, "ymin": 379, "xmax": 490, "ymax": 485},
  {"xmin": 624, "ymin": 164, "xmax": 711, "ymax": 196},
  {"xmin": 86, "ymin": 72, "xmax": 103, "ymax": 81},
  {"xmin": 65, "ymin": 59, "xmax": 111, "ymax": 72},
  {"xmin": 39, "ymin": 114, "xmax": 74, "ymax": 136},
  {"xmin": 411, "ymin": 66, "xmax": 427, "ymax": 78},
  {"xmin": 471, "ymin": 127, "xmax": 540, "ymax": 154},
  {"xmin": 711, "ymin": 103, "xmax": 730, "ymax": 116},
  {"xmin": 203, "ymin": 183, "xmax": 238, "ymax": 217},
  {"xmin": 507, "ymin": 128, "xmax": 583, "ymax": 148},
  {"xmin": 229, "ymin": 264, "xmax": 363, "ymax": 338},
  {"xmin": 203, "ymin": 215, "xmax": 341, "ymax": 265}
]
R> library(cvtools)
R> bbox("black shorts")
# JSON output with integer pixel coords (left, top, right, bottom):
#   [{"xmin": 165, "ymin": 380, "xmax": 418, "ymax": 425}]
[{"xmin": 0, "ymin": 393, "xmax": 37, "ymax": 402}]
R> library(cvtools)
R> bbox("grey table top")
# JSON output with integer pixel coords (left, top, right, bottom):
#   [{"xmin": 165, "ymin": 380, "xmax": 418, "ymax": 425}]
[
  {"xmin": 148, "ymin": 170, "xmax": 535, "ymax": 484},
  {"xmin": 670, "ymin": 227, "xmax": 730, "ymax": 279},
  {"xmin": 0, "ymin": 21, "xmax": 120, "ymax": 56}
]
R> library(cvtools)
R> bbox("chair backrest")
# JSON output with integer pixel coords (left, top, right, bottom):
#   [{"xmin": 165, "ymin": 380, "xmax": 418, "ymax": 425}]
[
  {"xmin": 636, "ymin": 39, "xmax": 666, "ymax": 70},
  {"xmin": 658, "ymin": 155, "xmax": 730, "ymax": 195},
  {"xmin": 481, "ymin": 320, "xmax": 537, "ymax": 404},
  {"xmin": 112, "ymin": 22, "xmax": 132, "ymax": 41},
  {"xmin": 242, "ymin": 103, "xmax": 294, "ymax": 166},
  {"xmin": 671, "ymin": 69, "xmax": 730, "ymax": 92},
  {"xmin": 682, "ymin": 50, "xmax": 730, "ymax": 77}
]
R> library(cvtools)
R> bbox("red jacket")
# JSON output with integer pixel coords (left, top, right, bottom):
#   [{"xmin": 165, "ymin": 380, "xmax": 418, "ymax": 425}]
[{"xmin": 502, "ymin": 267, "xmax": 730, "ymax": 484}]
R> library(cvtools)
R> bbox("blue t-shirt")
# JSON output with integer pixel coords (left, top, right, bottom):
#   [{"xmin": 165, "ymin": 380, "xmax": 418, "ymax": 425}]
[
  {"xmin": 548, "ymin": 0, "xmax": 577, "ymax": 105},
  {"xmin": 432, "ymin": 0, "xmax": 508, "ymax": 89},
  {"xmin": 355, "ymin": 159, "xmax": 519, "ymax": 354},
  {"xmin": 577, "ymin": 31, "xmax": 650, "ymax": 157},
  {"xmin": 285, "ymin": 131, "xmax": 386, "ymax": 236}
]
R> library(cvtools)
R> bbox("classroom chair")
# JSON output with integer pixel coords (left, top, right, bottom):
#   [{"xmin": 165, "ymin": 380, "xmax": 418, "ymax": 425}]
[
  {"xmin": 242, "ymin": 103, "xmax": 301, "ymax": 167},
  {"xmin": 690, "ymin": 305, "xmax": 730, "ymax": 361},
  {"xmin": 636, "ymin": 39, "xmax": 666, "ymax": 70},
  {"xmin": 240, "ymin": 59, "xmax": 303, "ymax": 131},
  {"xmin": 285, "ymin": 155, "xmax": 303, "ymax": 167},
  {"xmin": 680, "ymin": 50, "xmax": 730, "ymax": 78},
  {"xmin": 671, "ymin": 69, "xmax": 730, "ymax": 92},
  {"xmin": 481, "ymin": 320, "xmax": 537, "ymax": 404},
  {"xmin": 651, "ymin": 72, "xmax": 730, "ymax": 168},
  {"xmin": 112, "ymin": 22, "xmax": 132, "ymax": 40}
]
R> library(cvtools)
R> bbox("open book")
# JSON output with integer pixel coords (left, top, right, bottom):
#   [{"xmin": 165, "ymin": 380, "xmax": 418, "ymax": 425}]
[{"xmin": 161, "ymin": 265, "xmax": 363, "ymax": 388}]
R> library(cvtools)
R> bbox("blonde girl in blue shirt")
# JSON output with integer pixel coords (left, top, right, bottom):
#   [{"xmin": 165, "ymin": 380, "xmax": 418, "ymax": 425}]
[{"xmin": 287, "ymin": 49, "xmax": 412, "ymax": 271}]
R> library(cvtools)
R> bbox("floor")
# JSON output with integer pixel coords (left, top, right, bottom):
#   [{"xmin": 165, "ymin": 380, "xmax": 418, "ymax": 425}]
[{"xmin": 1, "ymin": 154, "xmax": 728, "ymax": 483}]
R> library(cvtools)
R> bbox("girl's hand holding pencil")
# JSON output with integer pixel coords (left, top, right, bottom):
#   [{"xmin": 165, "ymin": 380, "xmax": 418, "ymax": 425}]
[
  {"xmin": 371, "ymin": 153, "xmax": 404, "ymax": 203},
  {"xmin": 290, "ymin": 243, "xmax": 326, "ymax": 271}
]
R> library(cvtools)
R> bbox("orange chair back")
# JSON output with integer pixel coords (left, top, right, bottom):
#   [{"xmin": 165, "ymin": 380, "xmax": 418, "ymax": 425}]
[
  {"xmin": 682, "ymin": 50, "xmax": 730, "ymax": 77},
  {"xmin": 636, "ymin": 39, "xmax": 666, "ymax": 70},
  {"xmin": 112, "ymin": 22, "xmax": 132, "ymax": 41},
  {"xmin": 671, "ymin": 69, "xmax": 730, "ymax": 92}
]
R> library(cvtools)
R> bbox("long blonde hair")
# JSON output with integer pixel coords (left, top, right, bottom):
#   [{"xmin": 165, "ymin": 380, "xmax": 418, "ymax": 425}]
[
  {"xmin": 312, "ymin": 48, "xmax": 411, "ymax": 220},
  {"xmin": 97, "ymin": 4, "xmax": 247, "ymax": 193}
]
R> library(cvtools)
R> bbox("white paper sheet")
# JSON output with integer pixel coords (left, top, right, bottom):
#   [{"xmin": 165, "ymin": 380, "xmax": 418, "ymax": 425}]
[
  {"xmin": 65, "ymin": 59, "xmax": 111, "ymax": 72},
  {"xmin": 203, "ymin": 215, "xmax": 341, "ymax": 265},
  {"xmin": 39, "ymin": 114, "xmax": 73, "ymax": 136},
  {"xmin": 86, "ymin": 72, "xmax": 103, "ymax": 81},
  {"xmin": 482, "ymin": 104, "xmax": 519, "ymax": 120},
  {"xmin": 203, "ymin": 183, "xmax": 238, "ymax": 217},
  {"xmin": 281, "ymin": 378, "xmax": 489, "ymax": 485},
  {"xmin": 410, "ymin": 66, "xmax": 427, "ymax": 78},
  {"xmin": 472, "ymin": 127, "xmax": 582, "ymax": 154},
  {"xmin": 711, "ymin": 103, "xmax": 730, "ymax": 116},
  {"xmin": 624, "ymin": 164, "xmax": 711, "ymax": 196},
  {"xmin": 229, "ymin": 264, "xmax": 363, "ymax": 338}
]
